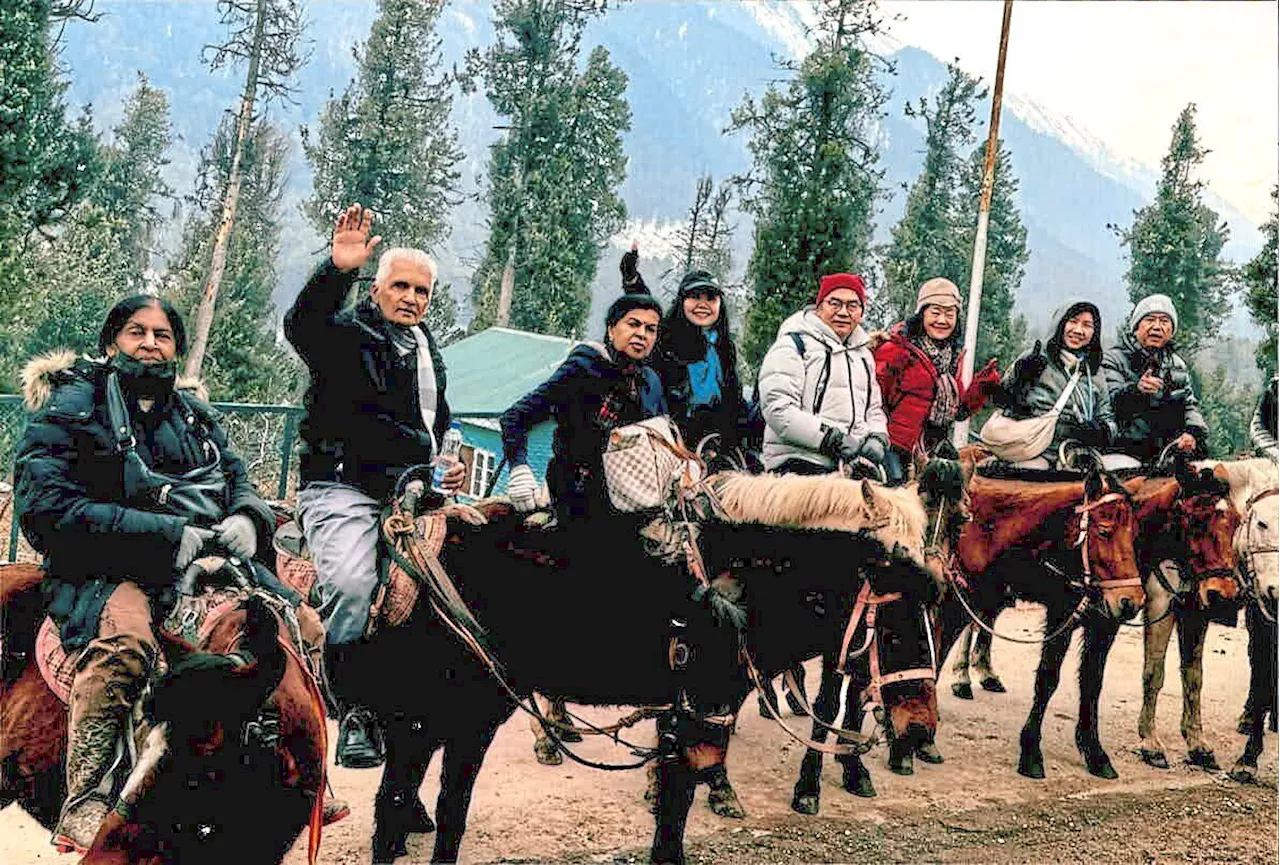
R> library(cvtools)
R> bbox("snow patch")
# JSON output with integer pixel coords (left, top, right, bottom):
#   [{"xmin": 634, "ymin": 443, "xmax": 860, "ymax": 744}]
[
  {"xmin": 744, "ymin": 2, "xmax": 813, "ymax": 61},
  {"xmin": 451, "ymin": 9, "xmax": 477, "ymax": 37}
]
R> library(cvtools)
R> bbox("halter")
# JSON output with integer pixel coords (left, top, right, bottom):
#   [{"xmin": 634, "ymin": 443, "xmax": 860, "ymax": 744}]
[
  {"xmin": 1238, "ymin": 487, "xmax": 1279, "ymax": 624},
  {"xmin": 834, "ymin": 582, "xmax": 937, "ymax": 712},
  {"xmin": 1071, "ymin": 491, "xmax": 1142, "ymax": 589}
]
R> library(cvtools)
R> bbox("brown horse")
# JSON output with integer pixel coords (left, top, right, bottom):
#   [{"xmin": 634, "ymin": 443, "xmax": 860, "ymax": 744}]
[
  {"xmin": 937, "ymin": 453, "xmax": 1145, "ymax": 779},
  {"xmin": 0, "ymin": 563, "xmax": 326, "ymax": 865}
]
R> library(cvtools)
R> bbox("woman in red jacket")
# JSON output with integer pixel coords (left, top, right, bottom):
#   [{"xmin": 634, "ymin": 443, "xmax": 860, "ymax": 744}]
[{"xmin": 874, "ymin": 278, "xmax": 1001, "ymax": 485}]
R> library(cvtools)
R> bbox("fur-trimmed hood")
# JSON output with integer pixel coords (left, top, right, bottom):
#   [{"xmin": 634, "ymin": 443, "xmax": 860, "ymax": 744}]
[{"xmin": 22, "ymin": 349, "xmax": 209, "ymax": 411}]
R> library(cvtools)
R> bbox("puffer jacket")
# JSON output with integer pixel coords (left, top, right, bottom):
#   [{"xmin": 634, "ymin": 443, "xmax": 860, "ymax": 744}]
[
  {"xmin": 500, "ymin": 342, "xmax": 667, "ymax": 520},
  {"xmin": 996, "ymin": 299, "xmax": 1116, "ymax": 462},
  {"xmin": 1252, "ymin": 376, "xmax": 1278, "ymax": 460},
  {"xmin": 14, "ymin": 351, "xmax": 274, "ymax": 650},
  {"xmin": 758, "ymin": 308, "xmax": 887, "ymax": 472},
  {"xmin": 285, "ymin": 258, "xmax": 452, "ymax": 503},
  {"xmin": 873, "ymin": 322, "xmax": 996, "ymax": 452},
  {"xmin": 1102, "ymin": 330, "xmax": 1208, "ymax": 461}
]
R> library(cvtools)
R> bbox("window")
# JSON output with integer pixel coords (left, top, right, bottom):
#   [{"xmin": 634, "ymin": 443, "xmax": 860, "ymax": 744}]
[{"xmin": 468, "ymin": 448, "xmax": 497, "ymax": 498}]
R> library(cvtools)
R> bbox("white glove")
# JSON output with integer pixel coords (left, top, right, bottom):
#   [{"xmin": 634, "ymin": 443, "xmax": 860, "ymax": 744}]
[
  {"xmin": 176, "ymin": 526, "xmax": 206, "ymax": 570},
  {"xmin": 506, "ymin": 464, "xmax": 540, "ymax": 513},
  {"xmin": 213, "ymin": 513, "xmax": 257, "ymax": 560}
]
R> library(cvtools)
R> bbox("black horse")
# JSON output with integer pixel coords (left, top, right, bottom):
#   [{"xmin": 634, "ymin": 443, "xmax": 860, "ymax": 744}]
[{"xmin": 349, "ymin": 500, "xmax": 940, "ymax": 864}]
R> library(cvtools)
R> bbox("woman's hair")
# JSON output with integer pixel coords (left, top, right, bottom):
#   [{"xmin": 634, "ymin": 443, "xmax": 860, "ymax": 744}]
[
  {"xmin": 903, "ymin": 308, "xmax": 962, "ymax": 353},
  {"xmin": 98, "ymin": 295, "xmax": 188, "ymax": 356},
  {"xmin": 1046, "ymin": 300, "xmax": 1103, "ymax": 372},
  {"xmin": 660, "ymin": 269, "xmax": 734, "ymax": 365},
  {"xmin": 605, "ymin": 292, "xmax": 663, "ymax": 330}
]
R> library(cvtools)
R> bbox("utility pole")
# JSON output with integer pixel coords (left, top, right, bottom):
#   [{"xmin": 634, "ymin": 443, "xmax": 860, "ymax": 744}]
[{"xmin": 954, "ymin": 0, "xmax": 1013, "ymax": 449}]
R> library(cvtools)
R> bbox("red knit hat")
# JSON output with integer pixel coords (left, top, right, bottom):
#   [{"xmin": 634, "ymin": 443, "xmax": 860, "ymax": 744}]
[{"xmin": 816, "ymin": 273, "xmax": 866, "ymax": 308}]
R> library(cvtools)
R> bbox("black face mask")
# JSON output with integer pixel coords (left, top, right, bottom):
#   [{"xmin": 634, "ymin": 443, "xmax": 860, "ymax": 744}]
[{"xmin": 108, "ymin": 353, "xmax": 178, "ymax": 401}]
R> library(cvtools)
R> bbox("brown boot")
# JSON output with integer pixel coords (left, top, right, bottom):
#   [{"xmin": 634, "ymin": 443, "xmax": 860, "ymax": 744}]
[{"xmin": 53, "ymin": 712, "xmax": 128, "ymax": 853}]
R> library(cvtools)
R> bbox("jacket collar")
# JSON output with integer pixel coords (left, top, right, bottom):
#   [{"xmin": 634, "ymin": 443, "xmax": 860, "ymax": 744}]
[{"xmin": 22, "ymin": 350, "xmax": 208, "ymax": 411}]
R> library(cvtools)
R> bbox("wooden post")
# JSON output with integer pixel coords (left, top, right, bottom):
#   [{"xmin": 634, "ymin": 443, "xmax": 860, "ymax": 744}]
[{"xmin": 954, "ymin": 0, "xmax": 1013, "ymax": 449}]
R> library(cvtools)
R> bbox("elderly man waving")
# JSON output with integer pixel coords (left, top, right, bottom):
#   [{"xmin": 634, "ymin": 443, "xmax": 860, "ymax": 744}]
[
  {"xmin": 757, "ymin": 272, "xmax": 889, "ymax": 477},
  {"xmin": 285, "ymin": 204, "xmax": 466, "ymax": 769},
  {"xmin": 1102, "ymin": 293, "xmax": 1208, "ymax": 464}
]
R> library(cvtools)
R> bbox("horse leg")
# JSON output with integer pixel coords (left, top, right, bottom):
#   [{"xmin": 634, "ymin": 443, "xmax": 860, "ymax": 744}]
[
  {"xmin": 372, "ymin": 717, "xmax": 438, "ymax": 864},
  {"xmin": 1018, "ymin": 604, "xmax": 1075, "ymax": 779},
  {"xmin": 704, "ymin": 739, "xmax": 746, "ymax": 819},
  {"xmin": 836, "ymin": 678, "xmax": 876, "ymax": 797},
  {"xmin": 1239, "ymin": 609, "xmax": 1258, "ymax": 734},
  {"xmin": 1138, "ymin": 579, "xmax": 1176, "ymax": 769},
  {"xmin": 1176, "ymin": 611, "xmax": 1218, "ymax": 770},
  {"xmin": 782, "ymin": 663, "xmax": 807, "ymax": 715},
  {"xmin": 973, "ymin": 623, "xmax": 1005, "ymax": 693},
  {"xmin": 913, "ymin": 680, "xmax": 945, "ymax": 764},
  {"xmin": 649, "ymin": 756, "xmax": 697, "ymax": 865},
  {"xmin": 430, "ymin": 723, "xmax": 500, "ymax": 864},
  {"xmin": 1231, "ymin": 610, "xmax": 1275, "ymax": 782},
  {"xmin": 791, "ymin": 659, "xmax": 843, "ymax": 815},
  {"xmin": 950, "ymin": 624, "xmax": 975, "ymax": 700},
  {"xmin": 1076, "ymin": 618, "xmax": 1120, "ymax": 779},
  {"xmin": 530, "ymin": 694, "xmax": 563, "ymax": 766}
]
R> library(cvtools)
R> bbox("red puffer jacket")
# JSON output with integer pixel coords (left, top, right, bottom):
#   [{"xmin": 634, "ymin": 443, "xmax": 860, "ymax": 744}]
[{"xmin": 872, "ymin": 323, "xmax": 999, "ymax": 451}]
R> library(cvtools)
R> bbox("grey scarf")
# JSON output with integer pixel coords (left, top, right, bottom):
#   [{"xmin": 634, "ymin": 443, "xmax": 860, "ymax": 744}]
[{"xmin": 918, "ymin": 336, "xmax": 959, "ymax": 426}]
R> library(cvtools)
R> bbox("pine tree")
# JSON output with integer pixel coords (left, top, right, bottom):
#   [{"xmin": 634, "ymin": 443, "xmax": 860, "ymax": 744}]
[
  {"xmin": 1113, "ymin": 104, "xmax": 1231, "ymax": 356},
  {"xmin": 878, "ymin": 63, "xmax": 984, "ymax": 326},
  {"xmin": 1242, "ymin": 187, "xmax": 1277, "ymax": 378},
  {"xmin": 167, "ymin": 118, "xmax": 299, "ymax": 403},
  {"xmin": 958, "ymin": 140, "xmax": 1028, "ymax": 368},
  {"xmin": 468, "ymin": 0, "xmax": 630, "ymax": 337},
  {"xmin": 664, "ymin": 174, "xmax": 734, "ymax": 292},
  {"xmin": 302, "ymin": 0, "xmax": 463, "ymax": 343},
  {"xmin": 184, "ymin": 0, "xmax": 308, "ymax": 380},
  {"xmin": 729, "ymin": 0, "xmax": 889, "ymax": 366},
  {"xmin": 91, "ymin": 73, "xmax": 174, "ymax": 289}
]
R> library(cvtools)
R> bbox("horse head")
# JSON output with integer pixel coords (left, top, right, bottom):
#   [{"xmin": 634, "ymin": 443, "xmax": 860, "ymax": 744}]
[
  {"xmin": 1171, "ymin": 464, "xmax": 1242, "ymax": 608},
  {"xmin": 1070, "ymin": 455, "xmax": 1144, "ymax": 621},
  {"xmin": 864, "ymin": 591, "xmax": 938, "ymax": 750},
  {"xmin": 83, "ymin": 597, "xmax": 311, "ymax": 865},
  {"xmin": 1239, "ymin": 487, "xmax": 1280, "ymax": 617}
]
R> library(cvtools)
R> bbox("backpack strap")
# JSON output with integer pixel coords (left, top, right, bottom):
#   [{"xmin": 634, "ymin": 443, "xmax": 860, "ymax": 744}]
[{"xmin": 786, "ymin": 332, "xmax": 832, "ymax": 415}]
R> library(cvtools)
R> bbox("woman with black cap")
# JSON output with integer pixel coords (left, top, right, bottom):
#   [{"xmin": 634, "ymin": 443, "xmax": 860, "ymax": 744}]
[{"xmin": 500, "ymin": 289, "xmax": 668, "ymax": 523}]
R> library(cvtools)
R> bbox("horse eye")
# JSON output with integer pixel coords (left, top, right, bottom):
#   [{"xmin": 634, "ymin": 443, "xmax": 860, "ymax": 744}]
[{"xmin": 1259, "ymin": 521, "xmax": 1270, "ymax": 531}]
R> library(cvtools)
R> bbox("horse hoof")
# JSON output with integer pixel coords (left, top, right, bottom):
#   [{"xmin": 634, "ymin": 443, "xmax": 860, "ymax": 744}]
[
  {"xmin": 1187, "ymin": 748, "xmax": 1219, "ymax": 771},
  {"xmin": 555, "ymin": 728, "xmax": 584, "ymax": 744},
  {"xmin": 791, "ymin": 793, "xmax": 820, "ymax": 815},
  {"xmin": 1139, "ymin": 749, "xmax": 1169, "ymax": 769},
  {"xmin": 707, "ymin": 785, "xmax": 747, "ymax": 819},
  {"xmin": 1237, "ymin": 714, "xmax": 1256, "ymax": 736},
  {"xmin": 979, "ymin": 676, "xmax": 1007, "ymax": 694},
  {"xmin": 533, "ymin": 740, "xmax": 563, "ymax": 766},
  {"xmin": 1017, "ymin": 758, "xmax": 1045, "ymax": 780},
  {"xmin": 1088, "ymin": 761, "xmax": 1119, "ymax": 780},
  {"xmin": 889, "ymin": 759, "xmax": 914, "ymax": 777},
  {"xmin": 843, "ymin": 771, "xmax": 876, "ymax": 798},
  {"xmin": 951, "ymin": 682, "xmax": 974, "ymax": 700},
  {"xmin": 915, "ymin": 742, "xmax": 945, "ymax": 764},
  {"xmin": 1228, "ymin": 762, "xmax": 1258, "ymax": 784}
]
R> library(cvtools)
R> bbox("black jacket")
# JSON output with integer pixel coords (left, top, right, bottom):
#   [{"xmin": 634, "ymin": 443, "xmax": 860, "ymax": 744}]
[
  {"xmin": 15, "ymin": 353, "xmax": 274, "ymax": 649},
  {"xmin": 1101, "ymin": 331, "xmax": 1208, "ymax": 461},
  {"xmin": 649, "ymin": 334, "xmax": 747, "ymax": 453},
  {"xmin": 500, "ymin": 343, "xmax": 667, "ymax": 520},
  {"xmin": 285, "ymin": 259, "xmax": 452, "ymax": 502}
]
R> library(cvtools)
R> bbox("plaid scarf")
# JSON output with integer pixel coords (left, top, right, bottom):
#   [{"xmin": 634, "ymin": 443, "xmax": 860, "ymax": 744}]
[
  {"xmin": 595, "ymin": 359, "xmax": 645, "ymax": 432},
  {"xmin": 916, "ymin": 336, "xmax": 960, "ymax": 426}
]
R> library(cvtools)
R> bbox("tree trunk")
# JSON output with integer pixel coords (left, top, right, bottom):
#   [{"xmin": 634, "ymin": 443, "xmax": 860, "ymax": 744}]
[{"xmin": 183, "ymin": 0, "xmax": 267, "ymax": 381}]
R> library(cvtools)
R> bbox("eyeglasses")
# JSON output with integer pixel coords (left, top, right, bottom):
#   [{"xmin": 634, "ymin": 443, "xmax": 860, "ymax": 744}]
[{"xmin": 823, "ymin": 298, "xmax": 863, "ymax": 313}]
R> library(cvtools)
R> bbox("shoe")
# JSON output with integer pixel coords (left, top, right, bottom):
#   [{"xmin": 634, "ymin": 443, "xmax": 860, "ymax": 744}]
[
  {"xmin": 52, "ymin": 796, "xmax": 109, "ymax": 854},
  {"xmin": 336, "ymin": 706, "xmax": 384, "ymax": 769},
  {"xmin": 323, "ymin": 794, "xmax": 351, "ymax": 826}
]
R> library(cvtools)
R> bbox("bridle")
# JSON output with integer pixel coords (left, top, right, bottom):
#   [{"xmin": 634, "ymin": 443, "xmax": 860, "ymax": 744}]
[
  {"xmin": 1238, "ymin": 487, "xmax": 1279, "ymax": 624},
  {"xmin": 834, "ymin": 581, "xmax": 937, "ymax": 713}
]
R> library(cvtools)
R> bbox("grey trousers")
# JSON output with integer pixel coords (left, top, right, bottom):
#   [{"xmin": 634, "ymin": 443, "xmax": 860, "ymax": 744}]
[{"xmin": 296, "ymin": 482, "xmax": 381, "ymax": 645}]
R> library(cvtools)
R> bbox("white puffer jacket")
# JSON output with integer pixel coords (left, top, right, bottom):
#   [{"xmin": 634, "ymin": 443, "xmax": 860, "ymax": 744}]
[{"xmin": 758, "ymin": 308, "xmax": 887, "ymax": 472}]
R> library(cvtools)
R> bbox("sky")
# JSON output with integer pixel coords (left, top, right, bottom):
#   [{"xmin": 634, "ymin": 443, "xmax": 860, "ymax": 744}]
[{"xmin": 875, "ymin": 0, "xmax": 1279, "ymax": 225}]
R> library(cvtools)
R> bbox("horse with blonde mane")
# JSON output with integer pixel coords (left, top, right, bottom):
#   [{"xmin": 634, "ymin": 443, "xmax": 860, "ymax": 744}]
[{"xmin": 1213, "ymin": 460, "xmax": 1280, "ymax": 783}]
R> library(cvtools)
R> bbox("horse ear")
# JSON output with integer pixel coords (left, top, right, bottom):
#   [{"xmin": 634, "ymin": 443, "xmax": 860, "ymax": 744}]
[
  {"xmin": 911, "ymin": 449, "xmax": 929, "ymax": 483},
  {"xmin": 861, "ymin": 479, "xmax": 882, "ymax": 517}
]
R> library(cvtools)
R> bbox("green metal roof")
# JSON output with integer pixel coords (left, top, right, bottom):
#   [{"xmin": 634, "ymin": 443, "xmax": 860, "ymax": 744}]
[{"xmin": 442, "ymin": 326, "xmax": 575, "ymax": 418}]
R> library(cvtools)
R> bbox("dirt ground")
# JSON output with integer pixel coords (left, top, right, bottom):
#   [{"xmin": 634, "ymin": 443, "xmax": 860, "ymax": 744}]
[{"xmin": 2, "ymin": 606, "xmax": 1276, "ymax": 864}]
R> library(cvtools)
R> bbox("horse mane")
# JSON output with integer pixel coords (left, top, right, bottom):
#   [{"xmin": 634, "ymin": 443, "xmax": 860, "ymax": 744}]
[
  {"xmin": 706, "ymin": 471, "xmax": 927, "ymax": 552},
  {"xmin": 1197, "ymin": 458, "xmax": 1280, "ymax": 514}
]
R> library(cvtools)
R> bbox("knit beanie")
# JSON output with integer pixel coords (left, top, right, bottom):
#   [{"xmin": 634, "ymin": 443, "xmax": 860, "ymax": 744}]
[
  {"xmin": 1128, "ymin": 293, "xmax": 1178, "ymax": 333},
  {"xmin": 815, "ymin": 273, "xmax": 866, "ymax": 308},
  {"xmin": 915, "ymin": 277, "xmax": 963, "ymax": 313}
]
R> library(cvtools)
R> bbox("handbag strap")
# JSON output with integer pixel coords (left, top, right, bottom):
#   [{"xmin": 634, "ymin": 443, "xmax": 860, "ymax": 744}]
[{"xmin": 1049, "ymin": 367, "xmax": 1084, "ymax": 415}]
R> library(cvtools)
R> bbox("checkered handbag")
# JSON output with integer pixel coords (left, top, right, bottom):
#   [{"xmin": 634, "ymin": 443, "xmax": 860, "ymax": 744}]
[{"xmin": 602, "ymin": 416, "xmax": 704, "ymax": 512}]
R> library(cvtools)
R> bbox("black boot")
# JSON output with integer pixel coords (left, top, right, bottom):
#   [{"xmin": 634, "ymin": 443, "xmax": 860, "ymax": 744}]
[{"xmin": 337, "ymin": 705, "xmax": 385, "ymax": 769}]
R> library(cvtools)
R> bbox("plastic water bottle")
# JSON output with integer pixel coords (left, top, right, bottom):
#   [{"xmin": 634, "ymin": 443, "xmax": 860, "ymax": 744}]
[{"xmin": 431, "ymin": 421, "xmax": 464, "ymax": 494}]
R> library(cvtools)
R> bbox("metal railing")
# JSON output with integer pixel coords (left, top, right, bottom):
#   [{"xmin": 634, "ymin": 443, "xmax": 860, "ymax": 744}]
[{"xmin": 1, "ymin": 395, "xmax": 304, "ymax": 563}]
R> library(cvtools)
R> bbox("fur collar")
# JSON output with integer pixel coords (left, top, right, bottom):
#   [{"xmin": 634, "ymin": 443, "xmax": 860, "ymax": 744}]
[{"xmin": 22, "ymin": 349, "xmax": 209, "ymax": 411}]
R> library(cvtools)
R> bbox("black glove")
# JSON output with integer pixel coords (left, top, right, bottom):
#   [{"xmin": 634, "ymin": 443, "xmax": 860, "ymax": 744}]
[
  {"xmin": 856, "ymin": 434, "xmax": 888, "ymax": 466},
  {"xmin": 1011, "ymin": 342, "xmax": 1047, "ymax": 386},
  {"xmin": 620, "ymin": 246, "xmax": 649, "ymax": 294},
  {"xmin": 819, "ymin": 425, "xmax": 846, "ymax": 461}
]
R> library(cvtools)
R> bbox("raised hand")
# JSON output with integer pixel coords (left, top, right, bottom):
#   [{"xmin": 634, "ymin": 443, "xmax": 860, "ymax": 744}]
[
  {"xmin": 620, "ymin": 242, "xmax": 640, "ymax": 285},
  {"xmin": 331, "ymin": 203, "xmax": 383, "ymax": 272}
]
